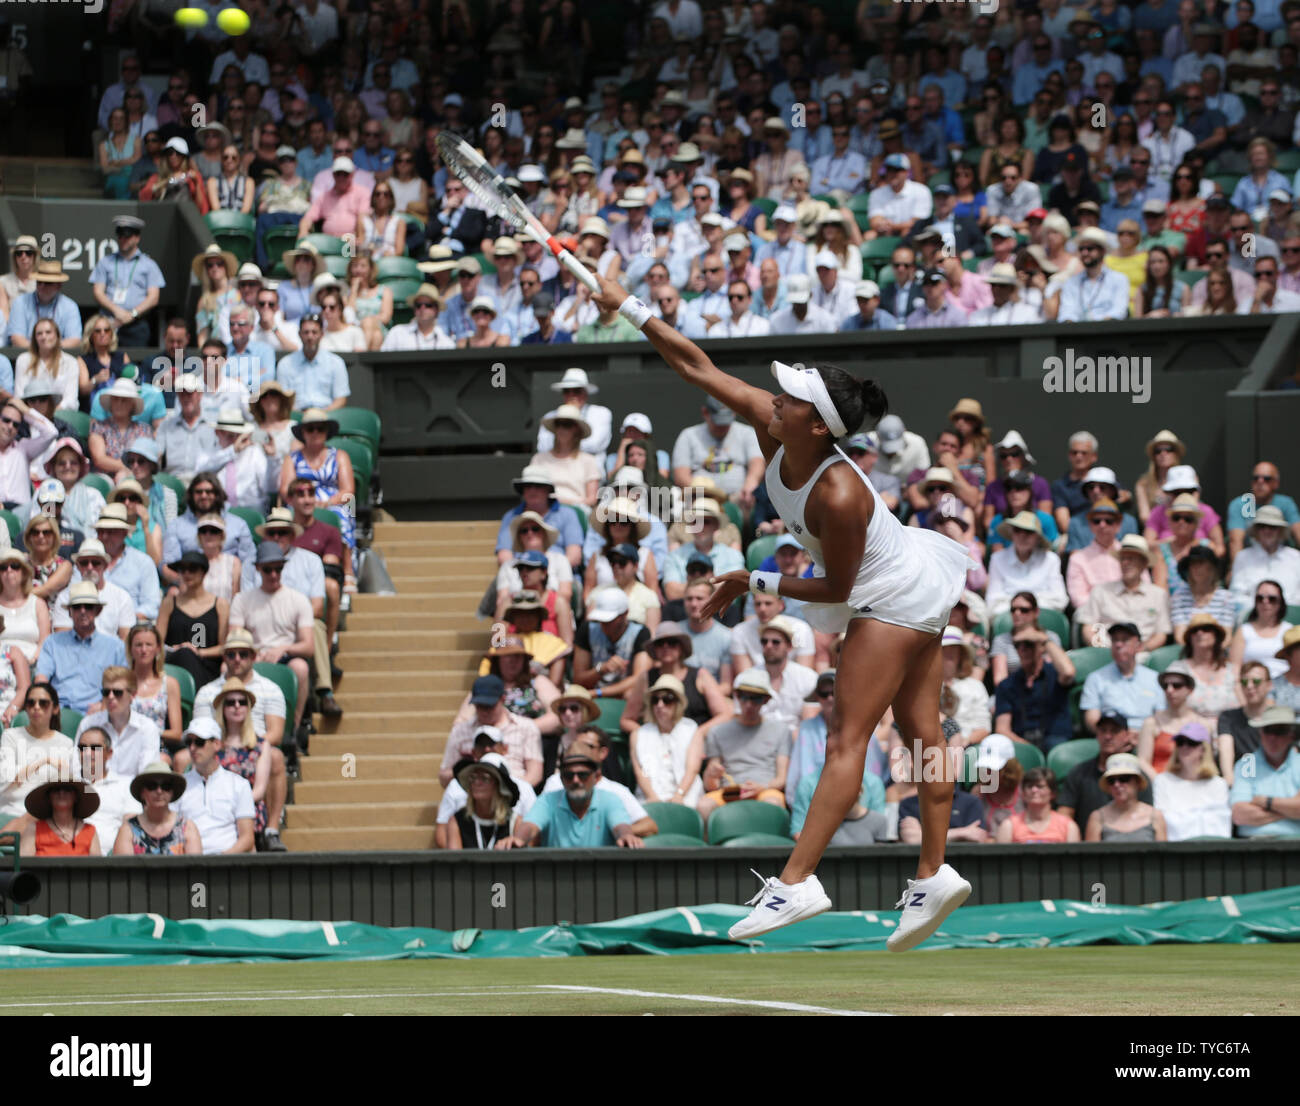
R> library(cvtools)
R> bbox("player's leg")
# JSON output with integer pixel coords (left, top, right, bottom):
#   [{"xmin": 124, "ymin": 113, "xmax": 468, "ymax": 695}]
[
  {"xmin": 886, "ymin": 630, "xmax": 972, "ymax": 951},
  {"xmin": 778, "ymin": 616, "xmax": 934, "ymax": 886}
]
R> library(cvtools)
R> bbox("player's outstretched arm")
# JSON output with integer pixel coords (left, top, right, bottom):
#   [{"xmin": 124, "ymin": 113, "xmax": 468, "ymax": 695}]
[{"xmin": 593, "ymin": 275, "xmax": 776, "ymax": 440}]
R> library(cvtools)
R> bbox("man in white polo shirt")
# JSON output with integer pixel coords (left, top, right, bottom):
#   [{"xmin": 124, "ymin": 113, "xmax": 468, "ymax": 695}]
[
  {"xmin": 175, "ymin": 717, "xmax": 256, "ymax": 853},
  {"xmin": 867, "ymin": 154, "xmax": 933, "ymax": 238},
  {"xmin": 74, "ymin": 666, "xmax": 164, "ymax": 780},
  {"xmin": 51, "ymin": 540, "xmax": 135, "ymax": 639}
]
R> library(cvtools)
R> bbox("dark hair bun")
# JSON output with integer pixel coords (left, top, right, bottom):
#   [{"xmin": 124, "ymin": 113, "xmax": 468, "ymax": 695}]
[{"xmin": 812, "ymin": 363, "xmax": 889, "ymax": 436}]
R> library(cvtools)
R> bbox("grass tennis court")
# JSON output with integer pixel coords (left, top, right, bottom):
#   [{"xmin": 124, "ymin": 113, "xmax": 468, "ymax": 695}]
[{"xmin": 1, "ymin": 945, "xmax": 1296, "ymax": 1016}]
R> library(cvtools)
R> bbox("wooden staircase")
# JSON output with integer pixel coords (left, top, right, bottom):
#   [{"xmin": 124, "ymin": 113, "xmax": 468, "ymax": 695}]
[{"xmin": 279, "ymin": 519, "xmax": 495, "ymax": 851}]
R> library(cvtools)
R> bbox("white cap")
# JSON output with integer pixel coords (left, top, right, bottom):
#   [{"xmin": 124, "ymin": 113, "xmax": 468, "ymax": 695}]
[
  {"xmin": 941, "ymin": 625, "xmax": 965, "ymax": 649},
  {"xmin": 994, "ymin": 429, "xmax": 1035, "ymax": 465},
  {"xmin": 975, "ymin": 733, "xmax": 1016, "ymax": 772},
  {"xmin": 185, "ymin": 717, "xmax": 223, "ymax": 743},
  {"xmin": 587, "ymin": 587, "xmax": 630, "ymax": 623},
  {"xmin": 813, "ymin": 248, "xmax": 840, "ymax": 269},
  {"xmin": 733, "ymin": 668, "xmax": 774, "ymax": 697},
  {"xmin": 773, "ymin": 204, "xmax": 798, "ymax": 223},
  {"xmin": 1162, "ymin": 464, "xmax": 1199, "ymax": 492},
  {"xmin": 518, "ymin": 164, "xmax": 545, "ymax": 183},
  {"xmin": 331, "ymin": 156, "xmax": 356, "ymax": 174},
  {"xmin": 785, "ymin": 273, "xmax": 811, "ymax": 304},
  {"xmin": 611, "ymin": 464, "xmax": 647, "ymax": 489},
  {"xmin": 1083, "ymin": 466, "xmax": 1118, "ymax": 487},
  {"xmin": 36, "ymin": 478, "xmax": 65, "ymax": 505},
  {"xmin": 988, "ymin": 223, "xmax": 1016, "ymax": 239},
  {"xmin": 700, "ymin": 212, "xmax": 725, "ymax": 228},
  {"xmin": 621, "ymin": 412, "xmax": 652, "ymax": 434},
  {"xmin": 164, "ymin": 137, "xmax": 190, "ymax": 156},
  {"xmin": 854, "ymin": 279, "xmax": 880, "ymax": 299},
  {"xmin": 724, "ymin": 232, "xmax": 750, "ymax": 252}
]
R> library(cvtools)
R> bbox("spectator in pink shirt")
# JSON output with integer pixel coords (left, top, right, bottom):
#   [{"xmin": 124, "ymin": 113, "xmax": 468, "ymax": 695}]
[
  {"xmin": 940, "ymin": 253, "xmax": 992, "ymax": 313},
  {"xmin": 1144, "ymin": 465, "xmax": 1225, "ymax": 558},
  {"xmin": 1066, "ymin": 497, "xmax": 1126, "ymax": 609},
  {"xmin": 299, "ymin": 157, "xmax": 372, "ymax": 240}
]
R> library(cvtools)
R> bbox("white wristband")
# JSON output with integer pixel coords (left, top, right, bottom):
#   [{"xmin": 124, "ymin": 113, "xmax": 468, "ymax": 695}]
[
  {"xmin": 750, "ymin": 570, "xmax": 781, "ymax": 595},
  {"xmin": 619, "ymin": 294, "xmax": 653, "ymax": 330}
]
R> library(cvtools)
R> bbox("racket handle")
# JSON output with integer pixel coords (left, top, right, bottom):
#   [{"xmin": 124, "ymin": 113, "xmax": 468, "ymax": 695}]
[{"xmin": 546, "ymin": 236, "xmax": 601, "ymax": 293}]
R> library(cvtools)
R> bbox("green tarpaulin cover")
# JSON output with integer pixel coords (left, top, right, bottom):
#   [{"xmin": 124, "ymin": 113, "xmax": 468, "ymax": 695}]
[{"xmin": 0, "ymin": 886, "xmax": 1296, "ymax": 968}]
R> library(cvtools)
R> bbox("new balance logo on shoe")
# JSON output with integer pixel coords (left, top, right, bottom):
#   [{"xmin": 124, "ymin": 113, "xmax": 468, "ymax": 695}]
[
  {"xmin": 766, "ymin": 896, "xmax": 787, "ymax": 910},
  {"xmin": 909, "ymin": 892, "xmax": 926, "ymax": 907}
]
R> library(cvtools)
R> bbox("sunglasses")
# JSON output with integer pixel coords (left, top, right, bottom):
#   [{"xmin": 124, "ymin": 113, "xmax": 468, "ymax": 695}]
[
  {"xmin": 650, "ymin": 694, "xmax": 678, "ymax": 707},
  {"xmin": 226, "ymin": 649, "xmax": 254, "ymax": 661},
  {"xmin": 141, "ymin": 781, "xmax": 171, "ymax": 792},
  {"xmin": 815, "ymin": 689, "xmax": 834, "ymax": 699},
  {"xmin": 560, "ymin": 769, "xmax": 593, "ymax": 781},
  {"xmin": 1108, "ymin": 775, "xmax": 1141, "ymax": 786},
  {"xmin": 737, "ymin": 691, "xmax": 768, "ymax": 703},
  {"xmin": 184, "ymin": 736, "xmax": 216, "ymax": 747},
  {"xmin": 101, "ymin": 687, "xmax": 130, "ymax": 698},
  {"xmin": 1153, "ymin": 445, "xmax": 1178, "ymax": 454},
  {"xmin": 1262, "ymin": 727, "xmax": 1294, "ymax": 737},
  {"xmin": 1161, "ymin": 680, "xmax": 1192, "ymax": 691},
  {"xmin": 558, "ymin": 702, "xmax": 584, "ymax": 713},
  {"xmin": 1089, "ymin": 516, "xmax": 1117, "ymax": 525},
  {"xmin": 223, "ymin": 697, "xmax": 250, "ymax": 708},
  {"xmin": 28, "ymin": 698, "xmax": 54, "ymax": 709}
]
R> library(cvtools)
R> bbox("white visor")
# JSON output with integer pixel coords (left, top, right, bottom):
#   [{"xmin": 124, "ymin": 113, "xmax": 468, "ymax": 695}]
[{"xmin": 771, "ymin": 361, "xmax": 847, "ymax": 438}]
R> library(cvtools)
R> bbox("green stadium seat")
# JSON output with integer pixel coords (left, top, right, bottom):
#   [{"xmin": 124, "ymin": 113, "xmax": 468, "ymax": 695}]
[
  {"xmin": 324, "ymin": 254, "xmax": 351, "ymax": 278},
  {"xmin": 334, "ymin": 407, "xmax": 382, "ymax": 452},
  {"xmin": 1013, "ymin": 743, "xmax": 1046, "ymax": 772},
  {"xmin": 847, "ymin": 192, "xmax": 872, "ymax": 232},
  {"xmin": 166, "ymin": 664, "xmax": 196, "ymax": 726},
  {"xmin": 1048, "ymin": 738, "xmax": 1099, "ymax": 779},
  {"xmin": 927, "ymin": 170, "xmax": 951, "ymax": 190},
  {"xmin": 1176, "ymin": 269, "xmax": 1206, "ymax": 289},
  {"xmin": 205, "ymin": 211, "xmax": 256, "ymax": 264},
  {"xmin": 313, "ymin": 507, "xmax": 342, "ymax": 531},
  {"xmin": 60, "ymin": 410, "xmax": 91, "ymax": 442},
  {"xmin": 467, "ymin": 251, "xmax": 496, "ymax": 276},
  {"xmin": 1209, "ymin": 173, "xmax": 1239, "ymax": 197},
  {"xmin": 1094, "ymin": 179, "xmax": 1110, "ymax": 203},
  {"xmin": 328, "ymin": 437, "xmax": 373, "ymax": 498},
  {"xmin": 1144, "ymin": 643, "xmax": 1184, "ymax": 672},
  {"xmin": 254, "ymin": 661, "xmax": 298, "ymax": 724},
  {"xmin": 812, "ymin": 193, "xmax": 840, "ymax": 207},
  {"xmin": 9, "ymin": 711, "xmax": 25, "ymax": 729},
  {"xmin": 155, "ymin": 472, "xmax": 188, "ymax": 501},
  {"xmin": 862, "ymin": 235, "xmax": 902, "ymax": 265},
  {"xmin": 229, "ymin": 506, "xmax": 265, "ymax": 533},
  {"xmin": 644, "ymin": 833, "xmax": 707, "ymax": 847},
  {"xmin": 608, "ymin": 731, "xmax": 632, "ymax": 783},
  {"xmin": 58, "ymin": 708, "xmax": 84, "ymax": 739},
  {"xmin": 642, "ymin": 801, "xmax": 704, "ymax": 839},
  {"xmin": 261, "ymin": 224, "xmax": 300, "ymax": 268},
  {"xmin": 722, "ymin": 832, "xmax": 796, "ymax": 847},
  {"xmin": 595, "ymin": 696, "xmax": 624, "ymax": 738},
  {"xmin": 0, "ymin": 510, "xmax": 19, "ymax": 546},
  {"xmin": 962, "ymin": 257, "xmax": 979, "ymax": 272},
  {"xmin": 707, "ymin": 800, "xmax": 791, "ymax": 845},
  {"xmin": 1066, "ymin": 646, "xmax": 1113, "ymax": 735},
  {"xmin": 385, "ymin": 278, "xmax": 423, "ymax": 324},
  {"xmin": 301, "ymin": 233, "xmax": 346, "ymax": 256},
  {"xmin": 376, "ymin": 256, "xmax": 421, "ymax": 284},
  {"xmin": 752, "ymin": 197, "xmax": 777, "ymax": 218},
  {"xmin": 1276, "ymin": 149, "xmax": 1300, "ymax": 174},
  {"xmin": 745, "ymin": 534, "xmax": 777, "ymax": 570},
  {"xmin": 83, "ymin": 473, "xmax": 112, "ymax": 498},
  {"xmin": 723, "ymin": 500, "xmax": 742, "ymax": 531},
  {"xmin": 1288, "ymin": 605, "xmax": 1300, "ymax": 627}
]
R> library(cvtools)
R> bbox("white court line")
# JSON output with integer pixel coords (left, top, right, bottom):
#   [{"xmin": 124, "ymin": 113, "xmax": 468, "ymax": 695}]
[
  {"xmin": 1221, "ymin": 896, "xmax": 1241, "ymax": 917},
  {"xmin": 1040, "ymin": 900, "xmax": 1056, "ymax": 912},
  {"xmin": 538, "ymin": 984, "xmax": 890, "ymax": 1016},
  {"xmin": 145, "ymin": 914, "xmax": 166, "ymax": 938},
  {"xmin": 675, "ymin": 907, "xmax": 703, "ymax": 935},
  {"xmin": 0, "ymin": 990, "xmax": 559, "ymax": 1010},
  {"xmin": 321, "ymin": 921, "xmax": 340, "ymax": 946}
]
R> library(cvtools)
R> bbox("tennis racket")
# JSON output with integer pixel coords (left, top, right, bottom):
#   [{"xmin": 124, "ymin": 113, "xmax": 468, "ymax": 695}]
[{"xmin": 436, "ymin": 131, "xmax": 601, "ymax": 294}]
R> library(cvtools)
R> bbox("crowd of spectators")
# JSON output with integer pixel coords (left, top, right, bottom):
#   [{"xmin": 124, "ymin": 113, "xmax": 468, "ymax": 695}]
[{"xmin": 461, "ymin": 377, "xmax": 1300, "ymax": 847}]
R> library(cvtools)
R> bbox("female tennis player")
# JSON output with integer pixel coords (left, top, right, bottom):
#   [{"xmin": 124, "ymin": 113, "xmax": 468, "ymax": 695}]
[{"xmin": 592, "ymin": 275, "xmax": 973, "ymax": 950}]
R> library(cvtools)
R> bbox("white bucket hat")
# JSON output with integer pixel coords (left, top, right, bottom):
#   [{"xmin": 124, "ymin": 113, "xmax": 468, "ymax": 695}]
[{"xmin": 552, "ymin": 367, "xmax": 598, "ymax": 395}]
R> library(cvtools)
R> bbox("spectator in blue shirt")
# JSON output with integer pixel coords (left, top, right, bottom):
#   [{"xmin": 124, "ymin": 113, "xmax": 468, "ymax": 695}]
[
  {"xmin": 275, "ymin": 315, "xmax": 350, "ymax": 411},
  {"xmin": 95, "ymin": 501, "xmax": 161, "ymax": 620},
  {"xmin": 88, "ymin": 363, "xmax": 167, "ymax": 426},
  {"xmin": 89, "ymin": 215, "xmax": 167, "ymax": 348},
  {"xmin": 839, "ymin": 280, "xmax": 898, "ymax": 331},
  {"xmin": 1226, "ymin": 461, "xmax": 1300, "ymax": 557},
  {"xmin": 6, "ymin": 261, "xmax": 83, "ymax": 351},
  {"xmin": 1080, "ymin": 622, "xmax": 1167, "ymax": 732},
  {"xmin": 993, "ymin": 627, "xmax": 1077, "ymax": 751},
  {"xmin": 224, "ymin": 304, "xmax": 276, "ymax": 392},
  {"xmin": 504, "ymin": 750, "xmax": 642, "ymax": 847},
  {"xmin": 921, "ymin": 85, "xmax": 966, "ymax": 155},
  {"xmin": 297, "ymin": 119, "xmax": 333, "ymax": 185},
  {"xmin": 917, "ymin": 46, "xmax": 967, "ymax": 110},
  {"xmin": 160, "ymin": 472, "xmax": 258, "ymax": 586},
  {"xmin": 1229, "ymin": 706, "xmax": 1300, "ymax": 837},
  {"xmin": 34, "ymin": 581, "xmax": 128, "ymax": 712},
  {"xmin": 1100, "ymin": 167, "xmax": 1146, "ymax": 231},
  {"xmin": 1056, "ymin": 228, "xmax": 1131, "ymax": 321},
  {"xmin": 1013, "ymin": 39, "xmax": 1064, "ymax": 105},
  {"xmin": 495, "ymin": 466, "xmax": 584, "ymax": 569},
  {"xmin": 353, "ymin": 121, "xmax": 395, "ymax": 179}
]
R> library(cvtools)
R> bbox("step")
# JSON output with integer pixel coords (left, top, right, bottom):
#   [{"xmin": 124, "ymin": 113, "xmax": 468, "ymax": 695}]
[
  {"xmin": 351, "ymin": 579, "xmax": 489, "ymax": 602},
  {"xmin": 350, "ymin": 595, "xmax": 499, "ymax": 615},
  {"xmin": 287, "ymin": 801, "xmax": 440, "ymax": 829},
  {"xmin": 314, "ymin": 708, "xmax": 457, "ymax": 733},
  {"xmin": 337, "ymin": 670, "xmax": 476, "ymax": 692},
  {"xmin": 385, "ymin": 561, "xmax": 496, "ymax": 580},
  {"xmin": 299, "ymin": 753, "xmax": 440, "ymax": 781},
  {"xmin": 368, "ymin": 583, "xmax": 491, "ymax": 601},
  {"xmin": 344, "ymin": 611, "xmax": 487, "ymax": 631},
  {"xmin": 310, "ymin": 734, "xmax": 439, "ymax": 756},
  {"xmin": 280, "ymin": 826, "xmax": 437, "ymax": 851},
  {"xmin": 293, "ymin": 779, "xmax": 443, "ymax": 804},
  {"xmin": 333, "ymin": 689, "xmax": 470, "ymax": 712},
  {"xmin": 334, "ymin": 649, "xmax": 481, "ymax": 671},
  {"xmin": 334, "ymin": 629, "xmax": 495, "ymax": 650},
  {"xmin": 373, "ymin": 522, "xmax": 500, "ymax": 541},
  {"xmin": 372, "ymin": 539, "xmax": 497, "ymax": 556}
]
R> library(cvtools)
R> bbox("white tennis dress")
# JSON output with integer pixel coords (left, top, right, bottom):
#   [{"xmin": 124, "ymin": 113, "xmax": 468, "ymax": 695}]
[{"xmin": 765, "ymin": 444, "xmax": 969, "ymax": 635}]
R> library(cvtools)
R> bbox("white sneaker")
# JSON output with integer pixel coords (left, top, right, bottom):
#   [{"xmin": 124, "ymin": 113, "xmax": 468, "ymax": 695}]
[
  {"xmin": 728, "ymin": 869, "xmax": 832, "ymax": 940},
  {"xmin": 887, "ymin": 863, "xmax": 971, "ymax": 952}
]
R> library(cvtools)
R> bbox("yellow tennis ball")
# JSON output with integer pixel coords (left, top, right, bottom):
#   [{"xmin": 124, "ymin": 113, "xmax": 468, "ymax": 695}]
[
  {"xmin": 174, "ymin": 7, "xmax": 209, "ymax": 28},
  {"xmin": 216, "ymin": 7, "xmax": 251, "ymax": 35}
]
